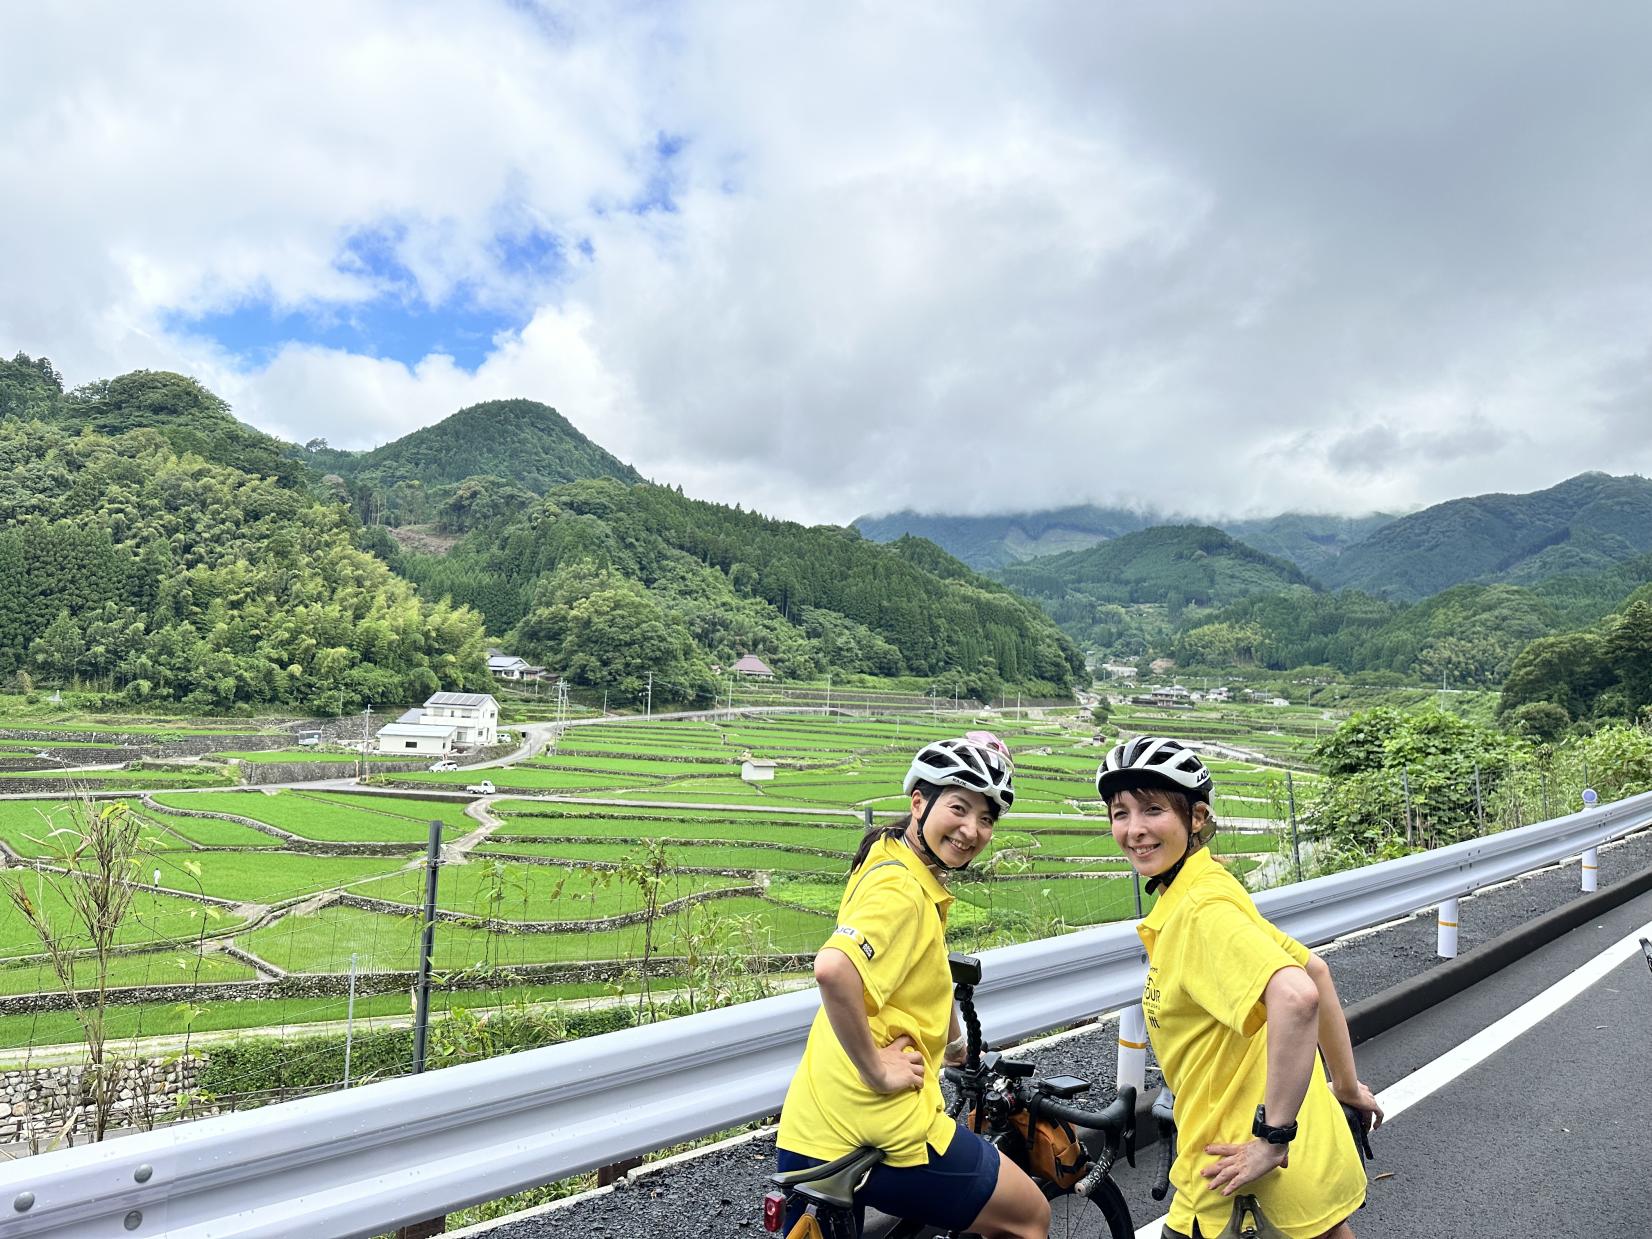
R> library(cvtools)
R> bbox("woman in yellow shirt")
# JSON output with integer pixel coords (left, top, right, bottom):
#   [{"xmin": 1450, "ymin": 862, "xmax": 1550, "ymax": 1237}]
[
  {"xmin": 776, "ymin": 734, "xmax": 1049, "ymax": 1238},
  {"xmin": 1098, "ymin": 736, "xmax": 1383, "ymax": 1239}
]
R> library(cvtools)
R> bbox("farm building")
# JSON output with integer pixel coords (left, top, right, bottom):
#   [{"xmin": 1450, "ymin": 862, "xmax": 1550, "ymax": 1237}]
[
  {"xmin": 741, "ymin": 758, "xmax": 778, "ymax": 782},
  {"xmin": 487, "ymin": 654, "xmax": 546, "ymax": 682},
  {"xmin": 375, "ymin": 722, "xmax": 458, "ymax": 755},
  {"xmin": 421, "ymin": 692, "xmax": 500, "ymax": 746},
  {"xmin": 733, "ymin": 654, "xmax": 775, "ymax": 678}
]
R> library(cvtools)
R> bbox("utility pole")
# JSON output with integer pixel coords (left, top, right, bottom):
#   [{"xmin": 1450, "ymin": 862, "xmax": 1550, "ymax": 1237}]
[
  {"xmin": 645, "ymin": 671, "xmax": 653, "ymax": 718},
  {"xmin": 359, "ymin": 705, "xmax": 372, "ymax": 780},
  {"xmin": 825, "ymin": 673, "xmax": 831, "ymax": 718}
]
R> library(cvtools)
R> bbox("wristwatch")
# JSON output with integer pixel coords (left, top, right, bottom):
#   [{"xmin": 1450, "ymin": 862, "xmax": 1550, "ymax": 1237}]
[{"xmin": 1252, "ymin": 1105, "xmax": 1298, "ymax": 1145}]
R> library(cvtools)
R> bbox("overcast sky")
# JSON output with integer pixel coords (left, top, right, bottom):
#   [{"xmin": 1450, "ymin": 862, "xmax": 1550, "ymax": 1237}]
[{"xmin": 4, "ymin": 2, "xmax": 1651, "ymax": 525}]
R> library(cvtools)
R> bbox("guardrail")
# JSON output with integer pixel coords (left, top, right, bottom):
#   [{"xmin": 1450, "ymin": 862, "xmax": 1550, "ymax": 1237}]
[{"xmin": 5, "ymin": 790, "xmax": 1650, "ymax": 1238}]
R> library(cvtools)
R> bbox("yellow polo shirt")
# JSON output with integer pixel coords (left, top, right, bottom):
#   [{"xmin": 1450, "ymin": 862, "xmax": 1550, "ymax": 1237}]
[
  {"xmin": 1137, "ymin": 847, "xmax": 1366, "ymax": 1239},
  {"xmin": 777, "ymin": 836, "xmax": 957, "ymax": 1167}
]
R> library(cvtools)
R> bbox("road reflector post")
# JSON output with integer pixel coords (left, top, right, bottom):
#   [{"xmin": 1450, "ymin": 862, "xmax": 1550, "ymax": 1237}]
[
  {"xmin": 1116, "ymin": 1004, "xmax": 1148, "ymax": 1097},
  {"xmin": 1581, "ymin": 788, "xmax": 1599, "ymax": 892},
  {"xmin": 1436, "ymin": 898, "xmax": 1460, "ymax": 959}
]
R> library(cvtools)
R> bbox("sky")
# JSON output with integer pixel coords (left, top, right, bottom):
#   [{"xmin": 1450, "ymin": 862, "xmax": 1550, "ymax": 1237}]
[{"xmin": 4, "ymin": 1, "xmax": 1652, "ymax": 526}]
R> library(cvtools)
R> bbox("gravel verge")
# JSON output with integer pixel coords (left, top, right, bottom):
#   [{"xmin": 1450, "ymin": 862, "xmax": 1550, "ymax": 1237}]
[{"xmin": 461, "ymin": 827, "xmax": 1652, "ymax": 1239}]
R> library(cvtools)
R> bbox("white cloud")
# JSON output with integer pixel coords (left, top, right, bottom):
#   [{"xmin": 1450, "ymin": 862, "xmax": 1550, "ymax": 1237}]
[{"xmin": 4, "ymin": 1, "xmax": 1652, "ymax": 524}]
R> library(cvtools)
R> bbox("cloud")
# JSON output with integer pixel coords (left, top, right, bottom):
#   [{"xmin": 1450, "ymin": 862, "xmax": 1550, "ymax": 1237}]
[{"xmin": 5, "ymin": 1, "xmax": 1652, "ymax": 523}]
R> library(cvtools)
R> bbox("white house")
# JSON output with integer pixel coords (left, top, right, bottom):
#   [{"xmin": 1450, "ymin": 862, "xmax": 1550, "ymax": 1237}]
[
  {"xmin": 421, "ymin": 692, "xmax": 500, "ymax": 747},
  {"xmin": 487, "ymin": 654, "xmax": 546, "ymax": 682},
  {"xmin": 741, "ymin": 758, "xmax": 778, "ymax": 782},
  {"xmin": 375, "ymin": 721, "xmax": 459, "ymax": 756}
]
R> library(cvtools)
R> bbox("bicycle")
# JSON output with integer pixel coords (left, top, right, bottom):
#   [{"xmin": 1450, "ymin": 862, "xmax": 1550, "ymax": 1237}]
[{"xmin": 763, "ymin": 952, "xmax": 1140, "ymax": 1239}]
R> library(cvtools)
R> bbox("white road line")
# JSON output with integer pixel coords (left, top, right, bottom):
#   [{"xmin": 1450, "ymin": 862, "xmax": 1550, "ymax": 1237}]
[{"xmin": 1131, "ymin": 917, "xmax": 1652, "ymax": 1239}]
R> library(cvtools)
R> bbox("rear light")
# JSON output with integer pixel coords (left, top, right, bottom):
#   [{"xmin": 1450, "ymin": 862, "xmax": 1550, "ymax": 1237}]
[{"xmin": 762, "ymin": 1190, "xmax": 786, "ymax": 1232}]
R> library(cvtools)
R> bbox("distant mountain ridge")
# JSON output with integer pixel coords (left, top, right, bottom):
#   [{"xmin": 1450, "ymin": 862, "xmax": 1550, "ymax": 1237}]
[
  {"xmin": 1317, "ymin": 472, "xmax": 1652, "ymax": 600},
  {"xmin": 854, "ymin": 506, "xmax": 1393, "ymax": 574}
]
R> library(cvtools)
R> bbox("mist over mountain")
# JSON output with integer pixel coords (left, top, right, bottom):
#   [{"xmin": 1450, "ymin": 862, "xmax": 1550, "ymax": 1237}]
[{"xmin": 855, "ymin": 506, "xmax": 1394, "ymax": 574}]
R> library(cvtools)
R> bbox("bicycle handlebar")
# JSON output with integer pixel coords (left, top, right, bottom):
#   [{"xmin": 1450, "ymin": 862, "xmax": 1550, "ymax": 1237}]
[
  {"xmin": 1150, "ymin": 1118, "xmax": 1176, "ymax": 1201},
  {"xmin": 1035, "ymin": 1087, "xmax": 1135, "ymax": 1138}
]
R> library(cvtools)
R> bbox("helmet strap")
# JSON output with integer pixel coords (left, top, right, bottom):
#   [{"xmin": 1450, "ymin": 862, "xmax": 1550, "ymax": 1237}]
[{"xmin": 910, "ymin": 791, "xmax": 968, "ymax": 873}]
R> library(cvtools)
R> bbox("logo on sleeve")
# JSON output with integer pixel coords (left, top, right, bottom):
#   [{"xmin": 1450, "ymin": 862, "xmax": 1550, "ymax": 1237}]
[{"xmin": 834, "ymin": 924, "xmax": 875, "ymax": 960}]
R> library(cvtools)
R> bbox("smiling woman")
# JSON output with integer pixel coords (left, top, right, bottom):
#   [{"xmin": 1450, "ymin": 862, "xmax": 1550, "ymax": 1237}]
[{"xmin": 772, "ymin": 734, "xmax": 1054, "ymax": 1237}]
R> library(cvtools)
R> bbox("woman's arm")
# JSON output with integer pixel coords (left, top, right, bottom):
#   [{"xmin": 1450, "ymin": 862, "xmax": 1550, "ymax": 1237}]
[
  {"xmin": 1305, "ymin": 953, "xmax": 1384, "ymax": 1127},
  {"xmin": 1202, "ymin": 965, "xmax": 1319, "ymax": 1196},
  {"xmin": 814, "ymin": 949, "xmax": 925, "ymax": 1093}
]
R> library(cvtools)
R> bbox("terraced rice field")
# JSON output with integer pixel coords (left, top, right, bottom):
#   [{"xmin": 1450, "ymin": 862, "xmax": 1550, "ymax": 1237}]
[{"xmin": 3, "ymin": 710, "xmax": 1296, "ymax": 1048}]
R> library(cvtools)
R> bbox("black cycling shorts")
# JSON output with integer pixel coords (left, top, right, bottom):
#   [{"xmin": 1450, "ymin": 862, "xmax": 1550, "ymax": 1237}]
[{"xmin": 776, "ymin": 1124, "xmax": 999, "ymax": 1233}]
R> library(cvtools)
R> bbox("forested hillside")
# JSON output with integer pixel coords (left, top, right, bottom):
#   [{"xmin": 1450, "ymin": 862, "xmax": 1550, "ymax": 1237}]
[
  {"xmin": 0, "ymin": 416, "xmax": 488, "ymax": 708},
  {"xmin": 1169, "ymin": 554, "xmax": 1652, "ymax": 687},
  {"xmin": 1319, "ymin": 472, "xmax": 1652, "ymax": 599},
  {"xmin": 0, "ymin": 354, "xmax": 308, "ymax": 488},
  {"xmin": 300, "ymin": 398, "xmax": 640, "ymax": 527},
  {"xmin": 396, "ymin": 479, "xmax": 1086, "ymax": 702},
  {"xmin": 997, "ymin": 525, "xmax": 1316, "ymax": 649},
  {"xmin": 1498, "ymin": 588, "xmax": 1652, "ymax": 735}
]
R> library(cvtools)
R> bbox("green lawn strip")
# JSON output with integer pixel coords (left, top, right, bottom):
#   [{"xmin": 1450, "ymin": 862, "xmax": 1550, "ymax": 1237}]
[
  {"xmin": 0, "ymin": 737, "xmax": 124, "ymax": 751},
  {"xmin": 139, "ymin": 851, "xmax": 413, "ymax": 905},
  {"xmin": 951, "ymin": 876, "xmax": 1139, "ymax": 926},
  {"xmin": 349, "ymin": 863, "xmax": 746, "ymax": 921},
  {"xmin": 0, "ymin": 950, "xmax": 257, "ymax": 996},
  {"xmin": 151, "ymin": 791, "xmax": 463, "ymax": 844},
  {"xmin": 0, "ymin": 876, "xmax": 243, "ymax": 958},
  {"xmin": 0, "ymin": 718, "xmax": 281, "ymax": 737},
  {"xmin": 130, "ymin": 809, "xmax": 286, "ymax": 849},
  {"xmin": 525, "ymin": 755, "xmax": 737, "ymax": 776},
  {"xmin": 294, "ymin": 792, "xmax": 475, "ymax": 830},
  {"xmin": 478, "ymin": 840, "xmax": 849, "ymax": 873},
  {"xmin": 239, "ymin": 898, "xmax": 832, "ymax": 974},
  {"xmin": 394, "ymin": 768, "xmax": 648, "ymax": 792},
  {"xmin": 0, "ymin": 980, "xmax": 626, "ymax": 1051},
  {"xmin": 0, "ymin": 769, "xmax": 232, "ymax": 787},
  {"xmin": 493, "ymin": 815, "xmax": 864, "ymax": 849}
]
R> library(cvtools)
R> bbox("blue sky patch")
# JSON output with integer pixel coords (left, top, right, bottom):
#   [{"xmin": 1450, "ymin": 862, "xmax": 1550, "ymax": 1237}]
[{"xmin": 165, "ymin": 219, "xmax": 569, "ymax": 371}]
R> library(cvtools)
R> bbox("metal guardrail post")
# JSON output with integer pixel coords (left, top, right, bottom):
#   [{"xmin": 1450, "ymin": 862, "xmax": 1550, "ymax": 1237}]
[{"xmin": 1437, "ymin": 898, "xmax": 1459, "ymax": 958}]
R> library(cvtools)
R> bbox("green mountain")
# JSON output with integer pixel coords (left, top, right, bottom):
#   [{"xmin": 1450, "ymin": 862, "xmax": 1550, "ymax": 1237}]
[
  {"xmin": 995, "ymin": 525, "xmax": 1317, "ymax": 652},
  {"xmin": 397, "ymin": 479, "xmax": 1086, "ymax": 700},
  {"xmin": 999, "ymin": 525, "xmax": 1316, "ymax": 607},
  {"xmin": 854, "ymin": 506, "xmax": 1159, "ymax": 571},
  {"xmin": 1217, "ymin": 513, "xmax": 1398, "ymax": 576},
  {"xmin": 854, "ymin": 505, "xmax": 1393, "ymax": 574},
  {"xmin": 1, "ymin": 353, "xmax": 310, "ymax": 488},
  {"xmin": 306, "ymin": 398, "xmax": 641, "ymax": 495},
  {"xmin": 1176, "ymin": 552, "xmax": 1652, "ymax": 688},
  {"xmin": 1318, "ymin": 472, "xmax": 1652, "ymax": 600},
  {"xmin": 0, "ymin": 413, "xmax": 487, "ymax": 709}
]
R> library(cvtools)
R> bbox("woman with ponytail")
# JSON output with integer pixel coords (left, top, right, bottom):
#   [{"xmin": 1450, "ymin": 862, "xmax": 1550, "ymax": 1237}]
[{"xmin": 775, "ymin": 733, "xmax": 1049, "ymax": 1239}]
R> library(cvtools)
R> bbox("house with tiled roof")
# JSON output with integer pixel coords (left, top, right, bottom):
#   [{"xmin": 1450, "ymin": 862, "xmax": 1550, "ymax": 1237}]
[{"xmin": 733, "ymin": 654, "xmax": 775, "ymax": 678}]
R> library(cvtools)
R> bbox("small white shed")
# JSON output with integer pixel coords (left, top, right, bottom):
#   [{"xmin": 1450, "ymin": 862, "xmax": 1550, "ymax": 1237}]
[
  {"xmin": 375, "ymin": 722, "xmax": 459, "ymax": 755},
  {"xmin": 741, "ymin": 758, "xmax": 778, "ymax": 783}
]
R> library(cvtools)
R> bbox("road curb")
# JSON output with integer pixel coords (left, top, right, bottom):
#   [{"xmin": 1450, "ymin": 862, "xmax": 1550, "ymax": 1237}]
[{"xmin": 1344, "ymin": 859, "xmax": 1652, "ymax": 1045}]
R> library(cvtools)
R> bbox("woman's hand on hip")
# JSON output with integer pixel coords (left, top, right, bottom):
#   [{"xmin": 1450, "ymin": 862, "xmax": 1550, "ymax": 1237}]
[
  {"xmin": 864, "ymin": 1034, "xmax": 925, "ymax": 1093},
  {"xmin": 1201, "ymin": 1139, "xmax": 1288, "ymax": 1196}
]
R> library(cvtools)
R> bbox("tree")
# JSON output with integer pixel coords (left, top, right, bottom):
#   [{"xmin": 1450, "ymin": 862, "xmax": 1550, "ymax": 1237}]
[{"xmin": 5, "ymin": 798, "xmax": 156, "ymax": 1142}]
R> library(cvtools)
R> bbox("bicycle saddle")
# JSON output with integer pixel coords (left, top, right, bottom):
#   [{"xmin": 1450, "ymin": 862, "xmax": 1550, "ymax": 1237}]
[{"xmin": 771, "ymin": 1146, "xmax": 887, "ymax": 1209}]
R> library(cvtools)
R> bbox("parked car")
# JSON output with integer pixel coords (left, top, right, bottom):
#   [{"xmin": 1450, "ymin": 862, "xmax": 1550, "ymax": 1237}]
[
  {"xmin": 428, "ymin": 760, "xmax": 459, "ymax": 772},
  {"xmin": 465, "ymin": 779, "xmax": 496, "ymax": 795}
]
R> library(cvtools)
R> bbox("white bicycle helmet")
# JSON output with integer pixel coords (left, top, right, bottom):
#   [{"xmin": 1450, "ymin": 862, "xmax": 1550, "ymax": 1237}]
[
  {"xmin": 1095, "ymin": 736, "xmax": 1213, "ymax": 805},
  {"xmin": 904, "ymin": 735, "xmax": 1016, "ymax": 814}
]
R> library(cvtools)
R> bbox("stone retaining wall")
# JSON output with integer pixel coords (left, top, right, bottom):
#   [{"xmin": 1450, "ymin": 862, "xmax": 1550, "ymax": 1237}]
[
  {"xmin": 237, "ymin": 759, "xmax": 428, "ymax": 785},
  {"xmin": 0, "ymin": 1056, "xmax": 205, "ymax": 1145}
]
